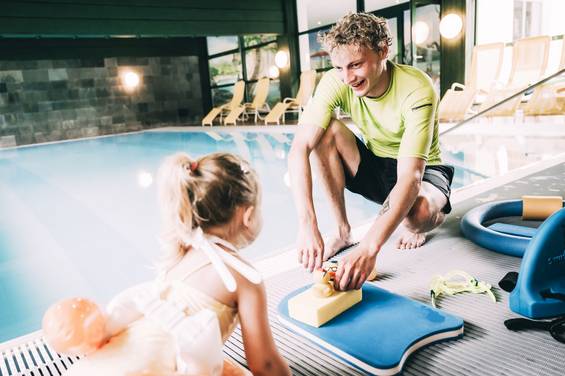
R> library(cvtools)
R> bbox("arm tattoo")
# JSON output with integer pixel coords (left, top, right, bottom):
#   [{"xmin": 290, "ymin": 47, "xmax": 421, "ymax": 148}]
[{"xmin": 379, "ymin": 197, "xmax": 391, "ymax": 216}]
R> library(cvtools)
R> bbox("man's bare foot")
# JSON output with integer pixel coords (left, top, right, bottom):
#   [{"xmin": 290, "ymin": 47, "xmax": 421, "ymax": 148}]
[
  {"xmin": 396, "ymin": 230, "xmax": 427, "ymax": 250},
  {"xmin": 323, "ymin": 235, "xmax": 354, "ymax": 261}
]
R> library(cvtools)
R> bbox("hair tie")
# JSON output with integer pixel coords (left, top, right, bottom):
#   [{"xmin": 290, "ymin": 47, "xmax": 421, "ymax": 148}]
[
  {"xmin": 240, "ymin": 163, "xmax": 250, "ymax": 175},
  {"xmin": 189, "ymin": 161, "xmax": 198, "ymax": 172}
]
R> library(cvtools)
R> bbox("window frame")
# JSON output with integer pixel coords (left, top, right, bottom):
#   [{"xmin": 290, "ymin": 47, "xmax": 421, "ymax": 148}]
[{"xmin": 207, "ymin": 35, "xmax": 280, "ymax": 106}]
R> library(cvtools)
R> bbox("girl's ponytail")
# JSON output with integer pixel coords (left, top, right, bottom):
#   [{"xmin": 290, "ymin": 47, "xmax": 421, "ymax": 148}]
[{"xmin": 157, "ymin": 152, "xmax": 198, "ymax": 263}]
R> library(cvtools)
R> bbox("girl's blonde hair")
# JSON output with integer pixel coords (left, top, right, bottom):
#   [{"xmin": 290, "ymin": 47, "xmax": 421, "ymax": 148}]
[
  {"xmin": 156, "ymin": 152, "xmax": 259, "ymax": 268},
  {"xmin": 319, "ymin": 12, "xmax": 392, "ymax": 54}
]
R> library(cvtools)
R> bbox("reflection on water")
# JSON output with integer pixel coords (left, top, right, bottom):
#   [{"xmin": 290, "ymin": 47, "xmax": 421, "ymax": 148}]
[
  {"xmin": 440, "ymin": 117, "xmax": 565, "ymax": 186},
  {"xmin": 442, "ymin": 134, "xmax": 565, "ymax": 179}
]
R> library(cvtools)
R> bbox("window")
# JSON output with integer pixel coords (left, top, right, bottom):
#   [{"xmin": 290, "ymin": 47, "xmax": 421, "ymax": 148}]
[
  {"xmin": 212, "ymin": 86, "xmax": 235, "ymax": 107},
  {"xmin": 476, "ymin": 0, "xmax": 565, "ymax": 81},
  {"xmin": 477, "ymin": 0, "xmax": 565, "ymax": 44},
  {"xmin": 207, "ymin": 36, "xmax": 238, "ymax": 55},
  {"xmin": 407, "ymin": 4, "xmax": 441, "ymax": 92},
  {"xmin": 267, "ymin": 80, "xmax": 281, "ymax": 107},
  {"xmin": 247, "ymin": 80, "xmax": 281, "ymax": 108},
  {"xmin": 207, "ymin": 35, "xmax": 281, "ymax": 115},
  {"xmin": 365, "ymin": 0, "xmax": 409, "ymax": 12},
  {"xmin": 208, "ymin": 53, "xmax": 242, "ymax": 86},
  {"xmin": 387, "ymin": 18, "xmax": 399, "ymax": 62},
  {"xmin": 299, "ymin": 28, "xmax": 332, "ymax": 72},
  {"xmin": 245, "ymin": 44, "xmax": 277, "ymax": 81},
  {"xmin": 296, "ymin": 0, "xmax": 356, "ymax": 32},
  {"xmin": 513, "ymin": 0, "xmax": 542, "ymax": 39},
  {"xmin": 243, "ymin": 34, "xmax": 277, "ymax": 48},
  {"xmin": 369, "ymin": 1, "xmax": 411, "ymax": 64}
]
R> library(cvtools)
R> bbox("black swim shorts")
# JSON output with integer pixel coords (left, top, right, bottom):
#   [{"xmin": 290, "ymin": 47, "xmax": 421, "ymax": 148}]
[{"xmin": 344, "ymin": 137, "xmax": 455, "ymax": 214}]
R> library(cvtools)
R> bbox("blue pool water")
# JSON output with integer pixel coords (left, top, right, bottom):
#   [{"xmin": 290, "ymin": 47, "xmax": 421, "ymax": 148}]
[
  {"xmin": 0, "ymin": 130, "xmax": 382, "ymax": 342},
  {"xmin": 0, "ymin": 130, "xmax": 477, "ymax": 342}
]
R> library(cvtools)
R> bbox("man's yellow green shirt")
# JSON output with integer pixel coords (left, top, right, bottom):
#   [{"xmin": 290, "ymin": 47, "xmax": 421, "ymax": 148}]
[{"xmin": 299, "ymin": 61, "xmax": 442, "ymax": 165}]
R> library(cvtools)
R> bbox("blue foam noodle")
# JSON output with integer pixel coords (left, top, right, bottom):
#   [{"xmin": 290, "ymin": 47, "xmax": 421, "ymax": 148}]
[
  {"xmin": 461, "ymin": 199, "xmax": 565, "ymax": 257},
  {"xmin": 461, "ymin": 200, "xmax": 530, "ymax": 257}
]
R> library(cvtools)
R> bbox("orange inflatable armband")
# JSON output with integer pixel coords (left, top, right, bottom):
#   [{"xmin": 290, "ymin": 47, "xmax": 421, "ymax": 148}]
[{"xmin": 42, "ymin": 297, "xmax": 107, "ymax": 356}]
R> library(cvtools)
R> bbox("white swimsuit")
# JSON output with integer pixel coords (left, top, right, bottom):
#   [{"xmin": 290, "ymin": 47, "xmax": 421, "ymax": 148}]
[{"xmin": 64, "ymin": 229, "xmax": 261, "ymax": 376}]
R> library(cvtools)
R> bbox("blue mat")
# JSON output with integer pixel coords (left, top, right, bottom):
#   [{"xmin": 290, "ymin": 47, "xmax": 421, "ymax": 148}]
[{"xmin": 278, "ymin": 284, "xmax": 464, "ymax": 375}]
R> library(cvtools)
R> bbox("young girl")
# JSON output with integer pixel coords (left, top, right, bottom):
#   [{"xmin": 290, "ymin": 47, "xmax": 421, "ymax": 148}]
[{"xmin": 58, "ymin": 152, "xmax": 291, "ymax": 376}]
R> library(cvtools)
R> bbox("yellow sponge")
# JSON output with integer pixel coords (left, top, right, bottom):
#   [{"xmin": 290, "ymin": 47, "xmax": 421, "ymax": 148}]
[{"xmin": 288, "ymin": 287, "xmax": 362, "ymax": 327}]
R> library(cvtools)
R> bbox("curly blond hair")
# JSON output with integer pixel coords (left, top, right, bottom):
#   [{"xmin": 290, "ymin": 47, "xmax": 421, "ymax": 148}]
[{"xmin": 319, "ymin": 12, "xmax": 392, "ymax": 54}]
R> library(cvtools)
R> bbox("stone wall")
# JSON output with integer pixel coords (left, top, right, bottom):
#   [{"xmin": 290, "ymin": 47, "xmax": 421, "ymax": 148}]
[{"xmin": 0, "ymin": 56, "xmax": 203, "ymax": 147}]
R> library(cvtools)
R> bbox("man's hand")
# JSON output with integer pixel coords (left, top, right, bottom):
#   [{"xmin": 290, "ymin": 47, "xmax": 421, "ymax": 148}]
[
  {"xmin": 335, "ymin": 244, "xmax": 378, "ymax": 290},
  {"xmin": 297, "ymin": 225, "xmax": 325, "ymax": 272}
]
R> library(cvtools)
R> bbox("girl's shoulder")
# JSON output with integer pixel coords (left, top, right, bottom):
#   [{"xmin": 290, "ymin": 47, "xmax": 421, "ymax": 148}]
[
  {"xmin": 161, "ymin": 248, "xmax": 236, "ymax": 305},
  {"xmin": 229, "ymin": 261, "xmax": 266, "ymax": 306}
]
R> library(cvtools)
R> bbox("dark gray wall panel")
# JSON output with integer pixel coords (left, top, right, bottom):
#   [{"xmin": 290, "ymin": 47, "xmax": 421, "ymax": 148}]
[{"xmin": 1, "ymin": 0, "xmax": 285, "ymax": 37}]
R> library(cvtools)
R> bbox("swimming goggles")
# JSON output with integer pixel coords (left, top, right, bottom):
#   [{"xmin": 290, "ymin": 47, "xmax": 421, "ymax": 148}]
[{"xmin": 430, "ymin": 270, "xmax": 496, "ymax": 308}]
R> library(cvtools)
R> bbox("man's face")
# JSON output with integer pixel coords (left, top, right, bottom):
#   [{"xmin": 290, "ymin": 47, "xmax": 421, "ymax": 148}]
[{"xmin": 330, "ymin": 44, "xmax": 388, "ymax": 97}]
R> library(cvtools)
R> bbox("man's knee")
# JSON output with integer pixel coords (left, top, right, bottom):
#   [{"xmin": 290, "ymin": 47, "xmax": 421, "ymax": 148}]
[
  {"xmin": 314, "ymin": 118, "xmax": 346, "ymax": 154},
  {"xmin": 312, "ymin": 118, "xmax": 360, "ymax": 176},
  {"xmin": 404, "ymin": 196, "xmax": 443, "ymax": 232}
]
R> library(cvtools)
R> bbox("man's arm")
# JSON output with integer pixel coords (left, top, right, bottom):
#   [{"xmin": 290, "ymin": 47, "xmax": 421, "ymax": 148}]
[
  {"xmin": 335, "ymin": 156, "xmax": 425, "ymax": 290},
  {"xmin": 288, "ymin": 124, "xmax": 327, "ymax": 271}
]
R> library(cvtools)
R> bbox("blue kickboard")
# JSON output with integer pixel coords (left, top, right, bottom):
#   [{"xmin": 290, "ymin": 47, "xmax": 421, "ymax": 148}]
[{"xmin": 278, "ymin": 284, "xmax": 464, "ymax": 375}]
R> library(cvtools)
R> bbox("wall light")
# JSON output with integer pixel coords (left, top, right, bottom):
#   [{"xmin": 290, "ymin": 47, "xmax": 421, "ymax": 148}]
[
  {"xmin": 440, "ymin": 13, "xmax": 463, "ymax": 39},
  {"xmin": 268, "ymin": 65, "xmax": 280, "ymax": 79},
  {"xmin": 412, "ymin": 21, "xmax": 430, "ymax": 45},
  {"xmin": 121, "ymin": 71, "xmax": 140, "ymax": 90},
  {"xmin": 275, "ymin": 50, "xmax": 289, "ymax": 68}
]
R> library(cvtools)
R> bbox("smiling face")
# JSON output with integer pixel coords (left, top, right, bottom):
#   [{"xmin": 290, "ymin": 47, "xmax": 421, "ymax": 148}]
[{"xmin": 330, "ymin": 44, "xmax": 389, "ymax": 98}]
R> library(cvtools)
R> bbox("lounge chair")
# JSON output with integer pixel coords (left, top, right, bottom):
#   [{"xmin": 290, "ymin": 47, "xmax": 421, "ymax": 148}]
[
  {"xmin": 223, "ymin": 77, "xmax": 270, "ymax": 125},
  {"xmin": 438, "ymin": 42, "xmax": 505, "ymax": 122},
  {"xmin": 202, "ymin": 80, "xmax": 245, "ymax": 126},
  {"xmin": 479, "ymin": 35, "xmax": 551, "ymax": 117},
  {"xmin": 264, "ymin": 70, "xmax": 317, "ymax": 125},
  {"xmin": 524, "ymin": 37, "xmax": 565, "ymax": 116}
]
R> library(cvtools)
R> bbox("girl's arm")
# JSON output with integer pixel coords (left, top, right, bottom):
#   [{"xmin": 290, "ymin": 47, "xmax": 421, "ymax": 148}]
[{"xmin": 236, "ymin": 277, "xmax": 291, "ymax": 376}]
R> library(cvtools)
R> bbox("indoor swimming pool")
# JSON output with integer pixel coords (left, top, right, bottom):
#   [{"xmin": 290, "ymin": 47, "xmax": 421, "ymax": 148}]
[{"xmin": 0, "ymin": 129, "xmax": 473, "ymax": 342}]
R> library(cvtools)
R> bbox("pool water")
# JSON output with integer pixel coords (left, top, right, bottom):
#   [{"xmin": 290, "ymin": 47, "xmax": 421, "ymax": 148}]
[{"xmin": 0, "ymin": 130, "xmax": 383, "ymax": 342}]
